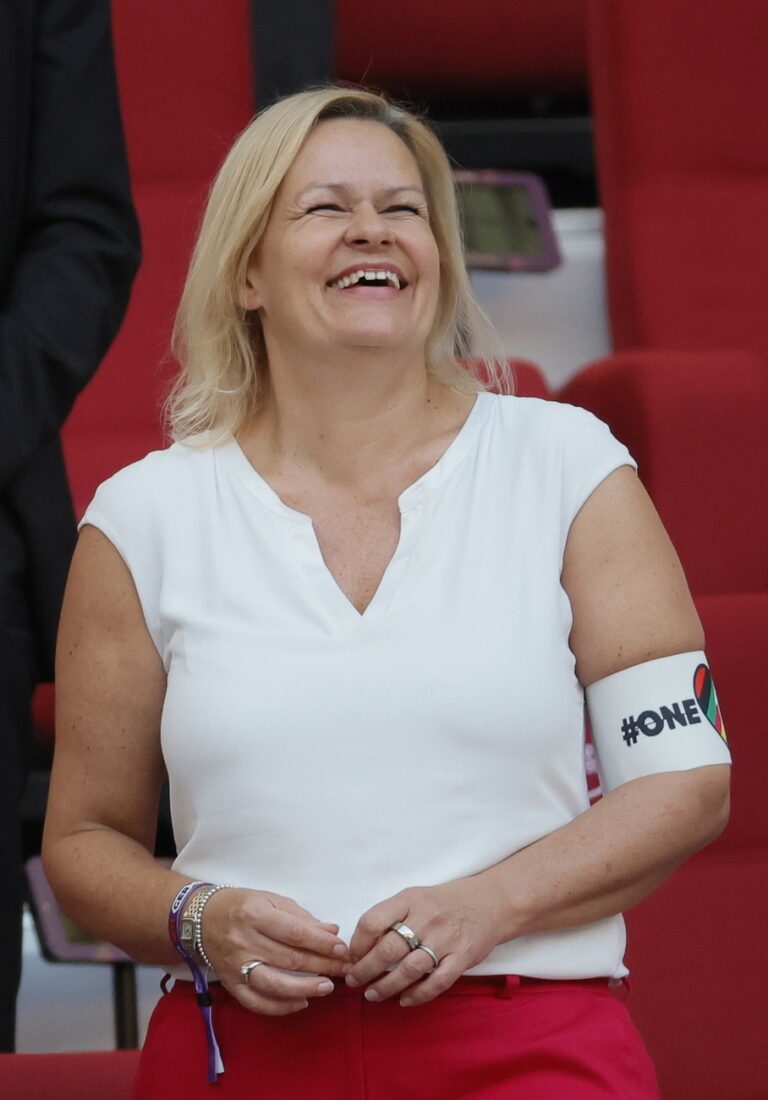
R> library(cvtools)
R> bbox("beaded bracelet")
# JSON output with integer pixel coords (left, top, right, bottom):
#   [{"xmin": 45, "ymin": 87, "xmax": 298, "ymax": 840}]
[
  {"xmin": 168, "ymin": 880, "xmax": 225, "ymax": 1082},
  {"xmin": 191, "ymin": 883, "xmax": 233, "ymax": 969}
]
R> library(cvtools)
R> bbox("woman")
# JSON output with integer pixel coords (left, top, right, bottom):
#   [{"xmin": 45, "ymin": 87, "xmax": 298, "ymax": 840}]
[{"xmin": 43, "ymin": 88, "xmax": 731, "ymax": 1098}]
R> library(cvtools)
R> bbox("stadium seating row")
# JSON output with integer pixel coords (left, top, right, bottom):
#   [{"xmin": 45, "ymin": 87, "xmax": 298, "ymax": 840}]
[{"xmin": 18, "ymin": 1, "xmax": 766, "ymax": 1097}]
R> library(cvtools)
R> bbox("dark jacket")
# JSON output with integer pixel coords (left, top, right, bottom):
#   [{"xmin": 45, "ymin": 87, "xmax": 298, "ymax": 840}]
[{"xmin": 0, "ymin": 0, "xmax": 140, "ymax": 679}]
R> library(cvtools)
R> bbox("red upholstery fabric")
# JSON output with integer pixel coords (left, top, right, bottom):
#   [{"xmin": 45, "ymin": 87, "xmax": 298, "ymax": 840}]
[
  {"xmin": 467, "ymin": 358, "xmax": 551, "ymax": 399},
  {"xmin": 110, "ymin": 0, "xmax": 253, "ymax": 183},
  {"xmin": 335, "ymin": 1, "xmax": 589, "ymax": 96},
  {"xmin": 34, "ymin": 3, "xmax": 255, "ymax": 752},
  {"xmin": 622, "ymin": 591, "xmax": 768, "ymax": 1097},
  {"xmin": 0, "ymin": 1050, "xmax": 139, "ymax": 1099},
  {"xmin": 695, "ymin": 593, "xmax": 768, "ymax": 853},
  {"xmin": 61, "ymin": 182, "xmax": 208, "ymax": 518},
  {"xmin": 507, "ymin": 359, "xmax": 551, "ymax": 399},
  {"xmin": 624, "ymin": 853, "xmax": 768, "ymax": 1099},
  {"xmin": 588, "ymin": 0, "xmax": 768, "ymax": 358},
  {"xmin": 558, "ymin": 350, "xmax": 768, "ymax": 596},
  {"xmin": 61, "ymin": 5, "xmax": 254, "ymax": 520}
]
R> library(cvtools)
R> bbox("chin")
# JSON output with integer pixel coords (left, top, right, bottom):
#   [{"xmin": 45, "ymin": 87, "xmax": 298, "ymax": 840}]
[{"xmin": 338, "ymin": 326, "xmax": 425, "ymax": 351}]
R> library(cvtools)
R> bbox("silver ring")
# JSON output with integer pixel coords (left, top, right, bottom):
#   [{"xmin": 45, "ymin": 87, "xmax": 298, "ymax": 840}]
[
  {"xmin": 389, "ymin": 921, "xmax": 421, "ymax": 951},
  {"xmin": 240, "ymin": 959, "xmax": 266, "ymax": 985},
  {"xmin": 415, "ymin": 944, "xmax": 439, "ymax": 969}
]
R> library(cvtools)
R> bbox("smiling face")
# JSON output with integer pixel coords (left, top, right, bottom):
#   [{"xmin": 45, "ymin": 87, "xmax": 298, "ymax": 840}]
[{"xmin": 242, "ymin": 118, "xmax": 441, "ymax": 365}]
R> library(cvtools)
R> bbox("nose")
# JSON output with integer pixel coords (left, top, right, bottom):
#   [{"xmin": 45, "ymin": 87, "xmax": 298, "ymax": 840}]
[{"xmin": 344, "ymin": 202, "xmax": 392, "ymax": 248}]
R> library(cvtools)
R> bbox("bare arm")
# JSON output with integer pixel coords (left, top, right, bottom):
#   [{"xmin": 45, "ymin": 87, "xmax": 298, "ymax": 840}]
[
  {"xmin": 43, "ymin": 525, "xmax": 349, "ymax": 1014},
  {"xmin": 346, "ymin": 466, "xmax": 730, "ymax": 1003},
  {"xmin": 43, "ymin": 525, "xmax": 175, "ymax": 965},
  {"xmin": 488, "ymin": 464, "xmax": 729, "ymax": 937}
]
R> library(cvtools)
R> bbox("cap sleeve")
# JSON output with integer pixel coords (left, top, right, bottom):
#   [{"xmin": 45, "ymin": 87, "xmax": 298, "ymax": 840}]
[
  {"xmin": 80, "ymin": 454, "xmax": 167, "ymax": 660},
  {"xmin": 558, "ymin": 403, "xmax": 637, "ymax": 535}
]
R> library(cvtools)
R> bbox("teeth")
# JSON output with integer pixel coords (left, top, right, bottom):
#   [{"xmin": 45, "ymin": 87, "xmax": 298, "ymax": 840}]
[{"xmin": 329, "ymin": 269, "xmax": 402, "ymax": 290}]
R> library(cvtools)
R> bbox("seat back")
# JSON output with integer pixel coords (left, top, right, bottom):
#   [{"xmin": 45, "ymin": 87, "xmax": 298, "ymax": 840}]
[
  {"xmin": 558, "ymin": 350, "xmax": 768, "ymax": 595},
  {"xmin": 62, "ymin": 0, "xmax": 254, "ymax": 518},
  {"xmin": 623, "ymin": 594, "xmax": 768, "ymax": 1098},
  {"xmin": 467, "ymin": 358, "xmax": 552, "ymax": 399},
  {"xmin": 0, "ymin": 1051, "xmax": 140, "ymax": 1100},
  {"xmin": 588, "ymin": 0, "xmax": 768, "ymax": 358},
  {"xmin": 336, "ymin": 0, "xmax": 589, "ymax": 97}
]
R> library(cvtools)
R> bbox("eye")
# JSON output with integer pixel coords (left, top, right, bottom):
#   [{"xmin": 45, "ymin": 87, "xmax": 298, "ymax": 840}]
[
  {"xmin": 383, "ymin": 204, "xmax": 421, "ymax": 215},
  {"xmin": 307, "ymin": 203, "xmax": 344, "ymax": 214}
]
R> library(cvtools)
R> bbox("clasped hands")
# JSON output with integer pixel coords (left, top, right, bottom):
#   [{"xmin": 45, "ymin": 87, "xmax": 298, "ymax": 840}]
[{"xmin": 203, "ymin": 877, "xmax": 504, "ymax": 1017}]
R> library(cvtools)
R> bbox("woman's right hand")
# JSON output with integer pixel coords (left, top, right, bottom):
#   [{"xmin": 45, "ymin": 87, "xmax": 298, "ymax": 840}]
[{"xmin": 200, "ymin": 887, "xmax": 350, "ymax": 1015}]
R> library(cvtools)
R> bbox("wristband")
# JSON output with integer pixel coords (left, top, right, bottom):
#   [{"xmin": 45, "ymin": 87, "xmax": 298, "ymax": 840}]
[
  {"xmin": 586, "ymin": 651, "xmax": 731, "ymax": 793},
  {"xmin": 192, "ymin": 883, "xmax": 233, "ymax": 968},
  {"xmin": 168, "ymin": 880, "xmax": 225, "ymax": 1082}
]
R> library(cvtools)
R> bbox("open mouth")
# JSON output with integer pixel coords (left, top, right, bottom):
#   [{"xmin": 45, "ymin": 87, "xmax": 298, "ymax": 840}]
[{"xmin": 327, "ymin": 269, "xmax": 406, "ymax": 291}]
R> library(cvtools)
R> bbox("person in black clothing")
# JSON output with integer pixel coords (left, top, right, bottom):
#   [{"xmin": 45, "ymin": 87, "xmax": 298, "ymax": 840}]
[{"xmin": 0, "ymin": 0, "xmax": 140, "ymax": 1050}]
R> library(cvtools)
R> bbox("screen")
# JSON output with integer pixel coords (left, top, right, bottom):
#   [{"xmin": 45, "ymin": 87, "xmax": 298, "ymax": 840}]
[{"xmin": 458, "ymin": 182, "xmax": 546, "ymax": 258}]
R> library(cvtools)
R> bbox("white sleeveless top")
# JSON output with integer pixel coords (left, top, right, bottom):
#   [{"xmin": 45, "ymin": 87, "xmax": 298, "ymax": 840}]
[{"xmin": 82, "ymin": 393, "xmax": 636, "ymax": 979}]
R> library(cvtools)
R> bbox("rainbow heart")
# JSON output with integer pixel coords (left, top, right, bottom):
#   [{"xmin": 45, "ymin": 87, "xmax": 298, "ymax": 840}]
[{"xmin": 693, "ymin": 664, "xmax": 727, "ymax": 743}]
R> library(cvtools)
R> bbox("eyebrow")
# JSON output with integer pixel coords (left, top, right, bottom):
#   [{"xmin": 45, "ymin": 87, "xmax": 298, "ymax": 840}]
[{"xmin": 295, "ymin": 182, "xmax": 427, "ymax": 201}]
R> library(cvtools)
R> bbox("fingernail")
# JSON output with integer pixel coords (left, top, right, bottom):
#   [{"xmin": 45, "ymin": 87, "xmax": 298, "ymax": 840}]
[
  {"xmin": 345, "ymin": 974, "xmax": 359, "ymax": 988},
  {"xmin": 317, "ymin": 980, "xmax": 334, "ymax": 994},
  {"xmin": 333, "ymin": 943, "xmax": 349, "ymax": 957},
  {"xmin": 364, "ymin": 989, "xmax": 380, "ymax": 1002},
  {"xmin": 400, "ymin": 996, "xmax": 412, "ymax": 1007}
]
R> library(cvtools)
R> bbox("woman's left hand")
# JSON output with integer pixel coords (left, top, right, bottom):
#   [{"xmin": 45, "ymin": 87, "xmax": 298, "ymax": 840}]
[{"xmin": 345, "ymin": 877, "xmax": 505, "ymax": 1006}]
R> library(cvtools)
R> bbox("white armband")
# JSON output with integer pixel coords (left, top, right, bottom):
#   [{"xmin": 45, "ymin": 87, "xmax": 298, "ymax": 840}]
[{"xmin": 586, "ymin": 651, "xmax": 731, "ymax": 793}]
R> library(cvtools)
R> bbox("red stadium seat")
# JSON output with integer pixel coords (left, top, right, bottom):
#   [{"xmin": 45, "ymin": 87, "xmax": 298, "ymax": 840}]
[
  {"xmin": 587, "ymin": 0, "xmax": 768, "ymax": 360},
  {"xmin": 0, "ymin": 1050, "xmax": 139, "ymax": 1100},
  {"xmin": 558, "ymin": 350, "xmax": 768, "ymax": 596},
  {"xmin": 467, "ymin": 357, "xmax": 552, "ymax": 399},
  {"xmin": 60, "ymin": 0, "xmax": 254, "ymax": 520},
  {"xmin": 335, "ymin": 0, "xmax": 589, "ymax": 98},
  {"xmin": 623, "ymin": 592, "xmax": 768, "ymax": 1099},
  {"xmin": 31, "ymin": 9, "xmax": 254, "ymax": 758}
]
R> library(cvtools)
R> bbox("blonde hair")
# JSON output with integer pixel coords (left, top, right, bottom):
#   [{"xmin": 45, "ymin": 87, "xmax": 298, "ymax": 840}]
[{"xmin": 168, "ymin": 86, "xmax": 508, "ymax": 442}]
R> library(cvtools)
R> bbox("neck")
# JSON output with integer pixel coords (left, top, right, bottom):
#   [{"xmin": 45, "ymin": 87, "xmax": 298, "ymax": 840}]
[{"xmin": 240, "ymin": 342, "xmax": 464, "ymax": 489}]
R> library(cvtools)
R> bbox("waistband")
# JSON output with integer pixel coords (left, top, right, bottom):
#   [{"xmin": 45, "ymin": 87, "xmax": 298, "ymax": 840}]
[
  {"xmin": 167, "ymin": 973, "xmax": 620, "ymax": 1001},
  {"xmin": 442, "ymin": 975, "xmax": 619, "ymax": 998}
]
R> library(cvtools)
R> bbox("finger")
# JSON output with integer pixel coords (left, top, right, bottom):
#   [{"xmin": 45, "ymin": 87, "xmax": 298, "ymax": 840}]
[
  {"xmin": 398, "ymin": 954, "xmax": 462, "ymax": 1007},
  {"xmin": 227, "ymin": 966, "xmax": 335, "ymax": 1015},
  {"xmin": 250, "ymin": 932, "xmax": 349, "ymax": 976},
  {"xmin": 345, "ymin": 929, "xmax": 408, "ymax": 988},
  {"xmin": 349, "ymin": 897, "xmax": 405, "ymax": 961},
  {"xmin": 233, "ymin": 990, "xmax": 310, "ymax": 1017},
  {"xmin": 252, "ymin": 906, "xmax": 350, "ymax": 961},
  {"xmin": 360, "ymin": 944, "xmax": 436, "ymax": 1002}
]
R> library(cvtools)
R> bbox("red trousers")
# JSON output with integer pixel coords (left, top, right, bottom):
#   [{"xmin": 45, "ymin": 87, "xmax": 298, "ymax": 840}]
[{"xmin": 133, "ymin": 976, "xmax": 660, "ymax": 1098}]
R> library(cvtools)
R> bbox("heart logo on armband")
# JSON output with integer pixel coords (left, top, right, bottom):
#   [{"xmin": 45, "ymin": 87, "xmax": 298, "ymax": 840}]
[{"xmin": 693, "ymin": 664, "xmax": 727, "ymax": 743}]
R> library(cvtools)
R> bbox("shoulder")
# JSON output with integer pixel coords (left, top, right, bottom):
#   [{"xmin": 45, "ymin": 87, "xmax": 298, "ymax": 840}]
[
  {"xmin": 79, "ymin": 435, "xmax": 228, "ymax": 556},
  {"xmin": 483, "ymin": 394, "xmax": 636, "ymax": 525},
  {"xmin": 84, "ymin": 434, "xmax": 220, "ymax": 515},
  {"xmin": 489, "ymin": 393, "xmax": 626, "ymax": 451}
]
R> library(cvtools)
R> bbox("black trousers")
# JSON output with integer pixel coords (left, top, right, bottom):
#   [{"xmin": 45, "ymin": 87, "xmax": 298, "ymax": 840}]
[{"xmin": 0, "ymin": 505, "xmax": 37, "ymax": 1052}]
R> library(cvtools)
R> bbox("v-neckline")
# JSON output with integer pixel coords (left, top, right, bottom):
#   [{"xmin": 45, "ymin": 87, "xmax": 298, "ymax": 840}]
[{"xmin": 218, "ymin": 392, "xmax": 491, "ymax": 622}]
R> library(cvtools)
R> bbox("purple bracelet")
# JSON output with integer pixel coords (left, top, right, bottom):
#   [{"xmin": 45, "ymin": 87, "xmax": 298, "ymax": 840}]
[{"xmin": 168, "ymin": 880, "xmax": 224, "ymax": 1082}]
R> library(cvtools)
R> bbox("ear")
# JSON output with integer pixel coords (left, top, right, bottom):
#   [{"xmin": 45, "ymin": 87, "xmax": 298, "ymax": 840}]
[{"xmin": 239, "ymin": 259, "xmax": 262, "ymax": 311}]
